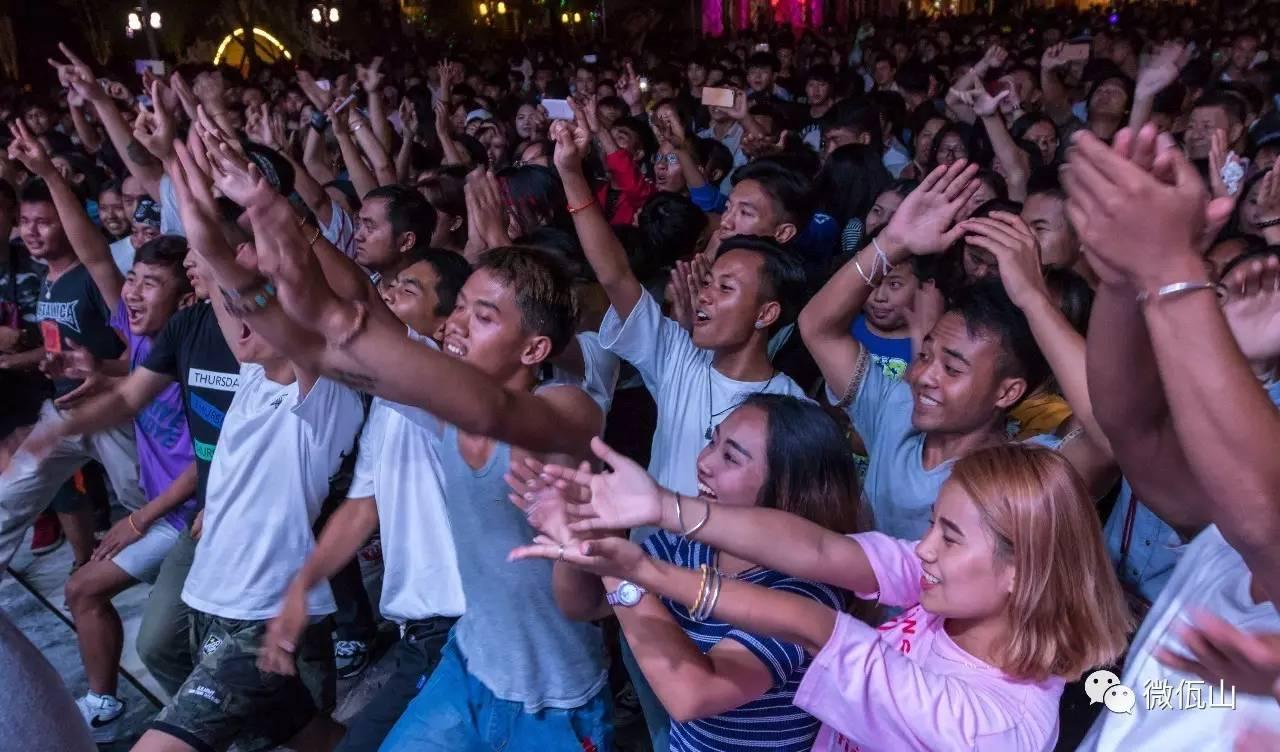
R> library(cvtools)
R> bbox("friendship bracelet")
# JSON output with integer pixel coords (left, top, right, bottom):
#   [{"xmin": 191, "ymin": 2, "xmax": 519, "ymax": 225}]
[
  {"xmin": 567, "ymin": 197, "xmax": 596, "ymax": 215},
  {"xmin": 127, "ymin": 514, "xmax": 143, "ymax": 536},
  {"xmin": 220, "ymin": 279, "xmax": 278, "ymax": 318},
  {"xmin": 308, "ymin": 224, "xmax": 323, "ymax": 248},
  {"xmin": 871, "ymin": 237, "xmax": 894, "ymax": 277},
  {"xmin": 1135, "ymin": 280, "xmax": 1222, "ymax": 304},
  {"xmin": 835, "ymin": 347, "xmax": 871, "ymax": 409},
  {"xmin": 1258, "ymin": 217, "xmax": 1280, "ymax": 229},
  {"xmin": 684, "ymin": 498, "xmax": 711, "ymax": 539}
]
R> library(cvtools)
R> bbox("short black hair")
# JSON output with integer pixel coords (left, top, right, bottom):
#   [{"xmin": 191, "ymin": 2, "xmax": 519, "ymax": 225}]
[
  {"xmin": 894, "ymin": 62, "xmax": 932, "ymax": 95},
  {"xmin": 948, "ymin": 279, "xmax": 1050, "ymax": 393},
  {"xmin": 475, "ymin": 245, "xmax": 577, "ymax": 357},
  {"xmin": 730, "ymin": 160, "xmax": 816, "ymax": 230},
  {"xmin": 632, "ymin": 192, "xmax": 706, "ymax": 280},
  {"xmin": 1192, "ymin": 90, "xmax": 1248, "ymax": 126},
  {"xmin": 823, "ymin": 100, "xmax": 884, "ymax": 153},
  {"xmin": 401, "ymin": 247, "xmax": 472, "ymax": 318},
  {"xmin": 746, "ymin": 52, "xmax": 780, "ymax": 72},
  {"xmin": 19, "ymin": 178, "xmax": 53, "ymax": 206},
  {"xmin": 133, "ymin": 235, "xmax": 193, "ymax": 296},
  {"xmin": 364, "ymin": 185, "xmax": 438, "ymax": 248},
  {"xmin": 715, "ymin": 234, "xmax": 808, "ymax": 332}
]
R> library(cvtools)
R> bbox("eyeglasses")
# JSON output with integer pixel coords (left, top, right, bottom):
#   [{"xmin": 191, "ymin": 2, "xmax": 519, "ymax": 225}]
[{"xmin": 653, "ymin": 153, "xmax": 680, "ymax": 166}]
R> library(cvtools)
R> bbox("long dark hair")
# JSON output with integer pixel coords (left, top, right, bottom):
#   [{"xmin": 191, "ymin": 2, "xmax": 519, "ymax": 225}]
[
  {"xmin": 815, "ymin": 144, "xmax": 893, "ymax": 230},
  {"xmin": 742, "ymin": 394, "xmax": 862, "ymax": 535}
]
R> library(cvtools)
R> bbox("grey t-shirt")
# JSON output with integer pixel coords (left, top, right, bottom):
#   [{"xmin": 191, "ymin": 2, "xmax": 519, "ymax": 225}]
[
  {"xmin": 844, "ymin": 365, "xmax": 1058, "ymax": 540},
  {"xmin": 0, "ymin": 613, "xmax": 95, "ymax": 752},
  {"xmin": 439, "ymin": 420, "xmax": 608, "ymax": 712}
]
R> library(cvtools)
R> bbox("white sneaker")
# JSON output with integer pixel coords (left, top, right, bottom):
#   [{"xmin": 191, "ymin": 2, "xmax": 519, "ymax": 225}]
[{"xmin": 76, "ymin": 692, "xmax": 125, "ymax": 742}]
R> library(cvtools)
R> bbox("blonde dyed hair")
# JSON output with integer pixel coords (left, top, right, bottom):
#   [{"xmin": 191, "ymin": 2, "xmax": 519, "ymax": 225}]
[{"xmin": 950, "ymin": 445, "xmax": 1132, "ymax": 682}]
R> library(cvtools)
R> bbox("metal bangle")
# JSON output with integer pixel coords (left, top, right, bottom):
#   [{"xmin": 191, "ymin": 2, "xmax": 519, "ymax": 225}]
[
  {"xmin": 1135, "ymin": 280, "xmax": 1222, "ymax": 304},
  {"xmin": 684, "ymin": 498, "xmax": 711, "ymax": 539}
]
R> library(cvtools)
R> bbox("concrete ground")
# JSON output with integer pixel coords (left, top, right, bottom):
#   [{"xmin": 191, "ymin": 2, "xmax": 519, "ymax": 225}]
[{"xmin": 3, "ymin": 525, "xmax": 651, "ymax": 751}]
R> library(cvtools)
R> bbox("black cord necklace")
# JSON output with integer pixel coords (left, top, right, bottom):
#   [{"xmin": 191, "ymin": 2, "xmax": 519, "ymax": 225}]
[{"xmin": 704, "ymin": 361, "xmax": 778, "ymax": 440}]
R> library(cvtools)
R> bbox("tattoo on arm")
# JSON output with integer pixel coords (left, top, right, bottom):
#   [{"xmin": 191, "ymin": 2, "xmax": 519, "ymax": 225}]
[{"xmin": 125, "ymin": 138, "xmax": 159, "ymax": 168}]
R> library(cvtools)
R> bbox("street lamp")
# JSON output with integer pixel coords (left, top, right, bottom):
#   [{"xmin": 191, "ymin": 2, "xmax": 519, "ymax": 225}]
[
  {"xmin": 573, "ymin": 11, "xmax": 581, "ymax": 22},
  {"xmin": 311, "ymin": 4, "xmax": 341, "ymax": 27},
  {"xmin": 497, "ymin": 1, "xmax": 507, "ymax": 13},
  {"xmin": 125, "ymin": 4, "xmax": 160, "ymax": 58},
  {"xmin": 328, "ymin": 6, "xmax": 340, "ymax": 23}
]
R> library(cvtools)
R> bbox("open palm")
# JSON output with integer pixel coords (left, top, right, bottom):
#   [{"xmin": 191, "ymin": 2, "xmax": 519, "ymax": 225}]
[{"xmin": 881, "ymin": 160, "xmax": 980, "ymax": 257}]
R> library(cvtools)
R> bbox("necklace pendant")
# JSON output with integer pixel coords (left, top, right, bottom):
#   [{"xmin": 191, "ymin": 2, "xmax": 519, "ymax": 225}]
[{"xmin": 704, "ymin": 426, "xmax": 712, "ymax": 441}]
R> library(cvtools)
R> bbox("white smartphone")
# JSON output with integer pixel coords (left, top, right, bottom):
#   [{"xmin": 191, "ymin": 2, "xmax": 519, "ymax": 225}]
[
  {"xmin": 701, "ymin": 87, "xmax": 735, "ymax": 108},
  {"xmin": 542, "ymin": 98, "xmax": 575, "ymax": 120}
]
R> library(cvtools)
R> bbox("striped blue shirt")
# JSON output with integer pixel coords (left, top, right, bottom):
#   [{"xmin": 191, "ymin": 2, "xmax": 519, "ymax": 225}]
[{"xmin": 641, "ymin": 531, "xmax": 845, "ymax": 752}]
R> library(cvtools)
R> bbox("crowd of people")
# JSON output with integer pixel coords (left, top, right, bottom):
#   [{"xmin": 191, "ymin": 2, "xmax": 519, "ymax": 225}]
[{"xmin": 1, "ymin": 3, "xmax": 1280, "ymax": 751}]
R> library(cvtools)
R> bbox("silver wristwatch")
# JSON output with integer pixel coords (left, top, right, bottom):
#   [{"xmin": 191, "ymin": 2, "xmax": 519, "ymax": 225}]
[{"xmin": 606, "ymin": 581, "xmax": 646, "ymax": 607}]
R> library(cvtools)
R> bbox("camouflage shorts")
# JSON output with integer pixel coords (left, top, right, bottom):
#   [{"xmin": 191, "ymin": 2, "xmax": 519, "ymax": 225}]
[{"xmin": 149, "ymin": 610, "xmax": 335, "ymax": 752}]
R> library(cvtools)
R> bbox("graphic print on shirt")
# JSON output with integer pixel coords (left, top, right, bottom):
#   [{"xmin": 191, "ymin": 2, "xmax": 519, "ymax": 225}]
[
  {"xmin": 828, "ymin": 607, "xmax": 923, "ymax": 752},
  {"xmin": 37, "ymin": 299, "xmax": 81, "ymax": 333},
  {"xmin": 185, "ymin": 367, "xmax": 241, "ymax": 463}
]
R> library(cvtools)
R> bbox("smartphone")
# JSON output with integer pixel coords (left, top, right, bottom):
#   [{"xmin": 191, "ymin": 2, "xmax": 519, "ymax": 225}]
[
  {"xmin": 134, "ymin": 59, "xmax": 165, "ymax": 76},
  {"xmin": 542, "ymin": 98, "xmax": 575, "ymax": 120},
  {"xmin": 137, "ymin": 94, "xmax": 153, "ymax": 108},
  {"xmin": 40, "ymin": 320, "xmax": 62, "ymax": 354},
  {"xmin": 754, "ymin": 43, "xmax": 770, "ymax": 53},
  {"xmin": 701, "ymin": 87, "xmax": 735, "ymax": 108},
  {"xmin": 316, "ymin": 79, "xmax": 333, "ymax": 92},
  {"xmin": 583, "ymin": 54, "xmax": 598, "ymax": 64},
  {"xmin": 638, "ymin": 77, "xmax": 650, "ymax": 92},
  {"xmin": 1063, "ymin": 43, "xmax": 1091, "ymax": 62}
]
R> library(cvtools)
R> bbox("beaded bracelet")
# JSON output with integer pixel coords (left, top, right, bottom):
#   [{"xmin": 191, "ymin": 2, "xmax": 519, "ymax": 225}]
[{"xmin": 220, "ymin": 279, "xmax": 277, "ymax": 318}]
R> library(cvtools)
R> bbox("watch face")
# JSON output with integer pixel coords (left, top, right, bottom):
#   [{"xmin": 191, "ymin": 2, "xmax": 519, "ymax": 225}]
[{"xmin": 618, "ymin": 582, "xmax": 642, "ymax": 606}]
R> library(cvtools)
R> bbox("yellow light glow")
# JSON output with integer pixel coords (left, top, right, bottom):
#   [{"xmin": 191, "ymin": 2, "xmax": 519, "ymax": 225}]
[
  {"xmin": 311, "ymin": 7, "xmax": 322, "ymax": 22},
  {"xmin": 127, "ymin": 12, "xmax": 142, "ymax": 30},
  {"xmin": 573, "ymin": 11, "xmax": 581, "ymax": 22},
  {"xmin": 479, "ymin": 2, "xmax": 488, "ymax": 15},
  {"xmin": 328, "ymin": 6, "xmax": 339, "ymax": 22},
  {"xmin": 497, "ymin": 1, "xmax": 506, "ymax": 13},
  {"xmin": 214, "ymin": 27, "xmax": 294, "ymax": 69},
  {"xmin": 561, "ymin": 12, "xmax": 569, "ymax": 22}
]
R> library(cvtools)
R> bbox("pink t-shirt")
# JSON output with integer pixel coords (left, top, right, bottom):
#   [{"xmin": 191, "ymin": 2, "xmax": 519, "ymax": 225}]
[{"xmin": 795, "ymin": 532, "xmax": 1065, "ymax": 752}]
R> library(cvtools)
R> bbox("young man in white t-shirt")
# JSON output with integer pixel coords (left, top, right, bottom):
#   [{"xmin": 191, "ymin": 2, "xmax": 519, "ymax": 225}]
[
  {"xmin": 551, "ymin": 116, "xmax": 810, "ymax": 500},
  {"xmin": 1068, "ymin": 125, "xmax": 1280, "ymax": 751},
  {"xmin": 260, "ymin": 248, "xmax": 473, "ymax": 752}
]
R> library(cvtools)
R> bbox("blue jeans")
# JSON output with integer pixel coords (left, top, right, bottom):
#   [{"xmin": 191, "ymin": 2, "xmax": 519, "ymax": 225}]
[{"xmin": 379, "ymin": 637, "xmax": 613, "ymax": 752}]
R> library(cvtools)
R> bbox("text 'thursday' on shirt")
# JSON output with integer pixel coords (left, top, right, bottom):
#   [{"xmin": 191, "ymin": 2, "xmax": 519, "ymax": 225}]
[
  {"xmin": 37, "ymin": 263, "xmax": 125, "ymax": 397},
  {"xmin": 1079, "ymin": 525, "xmax": 1280, "ymax": 752},
  {"xmin": 347, "ymin": 329, "xmax": 466, "ymax": 624},
  {"xmin": 598, "ymin": 288, "xmax": 808, "ymax": 498},
  {"xmin": 181, "ymin": 364, "xmax": 364, "ymax": 621},
  {"xmin": 110, "ymin": 299, "xmax": 195, "ymax": 529},
  {"xmin": 642, "ymin": 530, "xmax": 845, "ymax": 752},
  {"xmin": 798, "ymin": 533, "xmax": 1064, "ymax": 752},
  {"xmin": 141, "ymin": 302, "xmax": 241, "ymax": 508}
]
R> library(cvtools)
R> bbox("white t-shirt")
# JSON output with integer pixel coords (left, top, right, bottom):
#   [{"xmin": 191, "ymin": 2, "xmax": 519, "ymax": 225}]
[
  {"xmin": 182, "ymin": 363, "xmax": 364, "ymax": 621},
  {"xmin": 158, "ymin": 175, "xmax": 184, "ymax": 237},
  {"xmin": 348, "ymin": 332, "xmax": 466, "ymax": 623},
  {"xmin": 1079, "ymin": 525, "xmax": 1280, "ymax": 751},
  {"xmin": 598, "ymin": 289, "xmax": 807, "ymax": 495},
  {"xmin": 109, "ymin": 236, "xmax": 136, "ymax": 276},
  {"xmin": 550, "ymin": 331, "xmax": 621, "ymax": 417},
  {"xmin": 321, "ymin": 200, "xmax": 358, "ymax": 260}
]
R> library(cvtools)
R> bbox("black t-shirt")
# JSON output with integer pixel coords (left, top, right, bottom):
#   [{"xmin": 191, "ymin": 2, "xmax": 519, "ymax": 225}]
[
  {"xmin": 142, "ymin": 302, "xmax": 239, "ymax": 506},
  {"xmin": 36, "ymin": 263, "xmax": 125, "ymax": 397}
]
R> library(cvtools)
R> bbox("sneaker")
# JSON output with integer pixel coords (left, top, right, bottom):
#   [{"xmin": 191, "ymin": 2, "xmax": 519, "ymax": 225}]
[
  {"xmin": 29, "ymin": 513, "xmax": 65, "ymax": 556},
  {"xmin": 335, "ymin": 639, "xmax": 371, "ymax": 680},
  {"xmin": 76, "ymin": 692, "xmax": 125, "ymax": 743}
]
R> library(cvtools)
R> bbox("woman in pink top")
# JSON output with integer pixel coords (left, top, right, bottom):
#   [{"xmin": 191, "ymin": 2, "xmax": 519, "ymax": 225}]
[{"xmin": 535, "ymin": 441, "xmax": 1131, "ymax": 751}]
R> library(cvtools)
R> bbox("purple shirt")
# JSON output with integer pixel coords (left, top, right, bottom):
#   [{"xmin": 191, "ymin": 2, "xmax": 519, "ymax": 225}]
[{"xmin": 112, "ymin": 300, "xmax": 196, "ymax": 530}]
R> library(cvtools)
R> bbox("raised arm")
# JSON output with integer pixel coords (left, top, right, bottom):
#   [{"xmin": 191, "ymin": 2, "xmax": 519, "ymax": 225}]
[
  {"xmin": 1039, "ymin": 45, "xmax": 1075, "ymax": 126},
  {"xmin": 1068, "ymin": 128, "xmax": 1279, "ymax": 591},
  {"xmin": 356, "ymin": 57, "xmax": 393, "ymax": 152},
  {"xmin": 800, "ymin": 161, "xmax": 978, "ymax": 402},
  {"xmin": 349, "ymin": 109, "xmax": 398, "ymax": 188},
  {"xmin": 1128, "ymin": 44, "xmax": 1188, "ymax": 132},
  {"xmin": 973, "ymin": 91, "xmax": 1030, "ymax": 201},
  {"xmin": 8, "ymin": 122, "xmax": 122, "ymax": 304},
  {"xmin": 329, "ymin": 104, "xmax": 379, "ymax": 200},
  {"xmin": 67, "ymin": 96, "xmax": 103, "ymax": 154},
  {"xmin": 50, "ymin": 44, "xmax": 163, "ymax": 199},
  {"xmin": 550, "ymin": 116, "xmax": 645, "ymax": 317}
]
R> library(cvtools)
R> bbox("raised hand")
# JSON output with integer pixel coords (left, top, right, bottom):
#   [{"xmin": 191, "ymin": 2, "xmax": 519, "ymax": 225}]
[
  {"xmin": 103, "ymin": 80, "xmax": 131, "ymax": 103},
  {"xmin": 1222, "ymin": 253, "xmax": 1280, "ymax": 361},
  {"xmin": 245, "ymin": 103, "xmax": 276, "ymax": 148},
  {"xmin": 356, "ymin": 56, "xmax": 385, "ymax": 93},
  {"xmin": 168, "ymin": 71, "xmax": 201, "ymax": 121},
  {"xmin": 1136, "ymin": 42, "xmax": 1191, "ymax": 100},
  {"xmin": 193, "ymin": 108, "xmax": 274, "ymax": 210},
  {"xmin": 431, "ymin": 98, "xmax": 451, "ymax": 137},
  {"xmin": 1041, "ymin": 42, "xmax": 1071, "ymax": 72},
  {"xmin": 617, "ymin": 63, "xmax": 644, "ymax": 109},
  {"xmin": 549, "ymin": 117, "xmax": 591, "ymax": 174},
  {"xmin": 960, "ymin": 211, "xmax": 1048, "ymax": 309},
  {"xmin": 545, "ymin": 437, "xmax": 667, "ymax": 535},
  {"xmin": 48, "ymin": 43, "xmax": 104, "ymax": 104},
  {"xmin": 6, "ymin": 121, "xmax": 56, "ymax": 178},
  {"xmin": 962, "ymin": 84, "xmax": 1011, "ymax": 118},
  {"xmin": 977, "ymin": 44, "xmax": 1008, "ymax": 74},
  {"xmin": 296, "ymin": 70, "xmax": 335, "ymax": 112},
  {"xmin": 666, "ymin": 259, "xmax": 699, "ymax": 333},
  {"xmin": 879, "ymin": 159, "xmax": 981, "ymax": 258},
  {"xmin": 506, "ymin": 456, "xmax": 590, "ymax": 546},
  {"xmin": 1062, "ymin": 125, "xmax": 1236, "ymax": 292},
  {"xmin": 726, "ymin": 88, "xmax": 750, "ymax": 121},
  {"xmin": 132, "ymin": 80, "xmax": 177, "ymax": 160},
  {"xmin": 464, "ymin": 168, "xmax": 512, "ymax": 248},
  {"xmin": 1209, "ymin": 129, "xmax": 1245, "ymax": 199}
]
